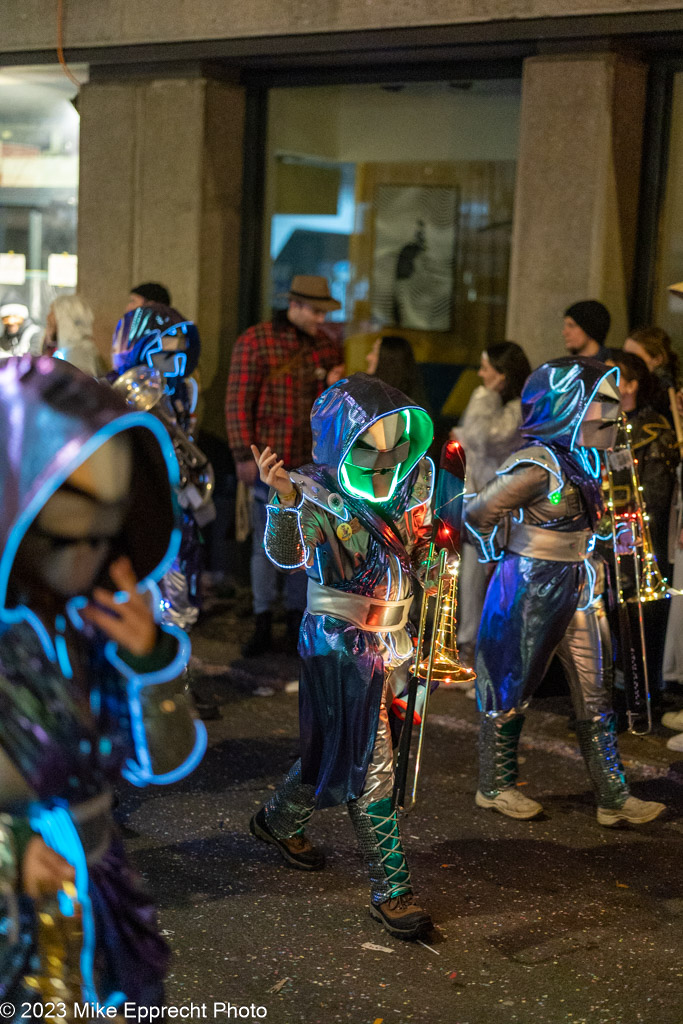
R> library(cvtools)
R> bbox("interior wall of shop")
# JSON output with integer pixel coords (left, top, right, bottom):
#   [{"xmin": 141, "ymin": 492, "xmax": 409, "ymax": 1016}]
[
  {"xmin": 264, "ymin": 83, "xmax": 521, "ymax": 418},
  {"xmin": 3, "ymin": 1, "xmax": 682, "ymax": 50},
  {"xmin": 77, "ymin": 76, "xmax": 244, "ymax": 435}
]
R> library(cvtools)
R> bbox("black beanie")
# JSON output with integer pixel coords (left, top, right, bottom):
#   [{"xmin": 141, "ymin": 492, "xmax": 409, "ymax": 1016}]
[
  {"xmin": 131, "ymin": 282, "xmax": 171, "ymax": 306},
  {"xmin": 564, "ymin": 300, "xmax": 610, "ymax": 345}
]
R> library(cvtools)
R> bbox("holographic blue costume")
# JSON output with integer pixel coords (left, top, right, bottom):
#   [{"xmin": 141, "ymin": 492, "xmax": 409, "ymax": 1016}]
[
  {"xmin": 255, "ymin": 373, "xmax": 435, "ymax": 917},
  {"xmin": 111, "ymin": 304, "xmax": 207, "ymax": 629},
  {"xmin": 465, "ymin": 358, "xmax": 664, "ymax": 823},
  {"xmin": 0, "ymin": 357, "xmax": 206, "ymax": 1006}
]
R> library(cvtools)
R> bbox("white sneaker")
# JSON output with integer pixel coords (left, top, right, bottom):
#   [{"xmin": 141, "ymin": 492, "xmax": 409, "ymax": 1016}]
[
  {"xmin": 597, "ymin": 795, "xmax": 666, "ymax": 827},
  {"xmin": 661, "ymin": 709, "xmax": 683, "ymax": 731},
  {"xmin": 666, "ymin": 731, "xmax": 683, "ymax": 752},
  {"xmin": 475, "ymin": 787, "xmax": 543, "ymax": 820}
]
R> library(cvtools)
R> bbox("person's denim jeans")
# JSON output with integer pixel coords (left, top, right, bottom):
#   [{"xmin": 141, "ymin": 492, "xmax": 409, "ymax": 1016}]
[{"xmin": 251, "ymin": 481, "xmax": 307, "ymax": 615}]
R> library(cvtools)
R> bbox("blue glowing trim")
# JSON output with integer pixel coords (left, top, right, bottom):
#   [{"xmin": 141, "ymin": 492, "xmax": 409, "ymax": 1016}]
[
  {"xmin": 549, "ymin": 363, "xmax": 583, "ymax": 394},
  {"xmin": 340, "ymin": 461, "xmax": 400, "ymax": 504},
  {"xmin": 187, "ymin": 377, "xmax": 199, "ymax": 414},
  {"xmin": 337, "ymin": 405, "xmax": 428, "ymax": 488},
  {"xmin": 406, "ymin": 457, "xmax": 436, "ymax": 512},
  {"xmin": 263, "ymin": 504, "xmax": 308, "ymax": 570},
  {"xmin": 28, "ymin": 804, "xmax": 100, "ymax": 1003},
  {"xmin": 569, "ymin": 367, "xmax": 620, "ymax": 452},
  {"xmin": 496, "ymin": 452, "xmax": 563, "ymax": 498},
  {"xmin": 0, "ymin": 412, "xmax": 182, "ymax": 633},
  {"xmin": 53, "ymin": 349, "xmax": 67, "ymax": 361},
  {"xmin": 577, "ymin": 447, "xmax": 601, "ymax": 479},
  {"xmin": 465, "ymin": 521, "xmax": 503, "ymax": 563},
  {"xmin": 577, "ymin": 557, "xmax": 597, "ymax": 612},
  {"xmin": 512, "ymin": 508, "xmax": 524, "ymax": 524},
  {"xmin": 167, "ymin": 352, "xmax": 187, "ymax": 379},
  {"xmin": 104, "ymin": 624, "xmax": 208, "ymax": 786},
  {"xmin": 55, "ymin": 634, "xmax": 73, "ymax": 679}
]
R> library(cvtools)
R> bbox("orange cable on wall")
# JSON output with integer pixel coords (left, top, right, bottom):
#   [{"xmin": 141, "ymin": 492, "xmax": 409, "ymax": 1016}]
[{"xmin": 57, "ymin": 0, "xmax": 82, "ymax": 89}]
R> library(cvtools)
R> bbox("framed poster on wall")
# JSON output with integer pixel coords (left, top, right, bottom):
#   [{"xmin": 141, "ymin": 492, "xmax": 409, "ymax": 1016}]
[{"xmin": 371, "ymin": 185, "xmax": 459, "ymax": 331}]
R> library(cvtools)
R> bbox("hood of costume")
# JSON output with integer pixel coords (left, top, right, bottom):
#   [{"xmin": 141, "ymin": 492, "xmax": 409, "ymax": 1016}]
[
  {"xmin": 520, "ymin": 357, "xmax": 620, "ymax": 451},
  {"xmin": 0, "ymin": 355, "xmax": 179, "ymax": 619},
  {"xmin": 310, "ymin": 372, "xmax": 433, "ymax": 506},
  {"xmin": 111, "ymin": 302, "xmax": 200, "ymax": 381}
]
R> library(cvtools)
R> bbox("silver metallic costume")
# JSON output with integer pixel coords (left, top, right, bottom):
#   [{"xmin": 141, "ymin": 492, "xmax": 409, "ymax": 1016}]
[
  {"xmin": 465, "ymin": 357, "xmax": 665, "ymax": 823},
  {"xmin": 256, "ymin": 373, "xmax": 434, "ymax": 911}
]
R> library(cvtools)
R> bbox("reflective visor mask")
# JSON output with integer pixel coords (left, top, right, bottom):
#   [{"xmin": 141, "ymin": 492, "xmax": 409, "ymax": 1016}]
[
  {"xmin": 575, "ymin": 371, "xmax": 621, "ymax": 450},
  {"xmin": 340, "ymin": 412, "xmax": 414, "ymax": 502}
]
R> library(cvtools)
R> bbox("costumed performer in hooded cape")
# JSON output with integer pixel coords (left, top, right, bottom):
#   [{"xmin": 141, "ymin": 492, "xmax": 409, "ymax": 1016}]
[
  {"xmin": 249, "ymin": 372, "xmax": 435, "ymax": 941},
  {"xmin": 0, "ymin": 355, "xmax": 206, "ymax": 1007},
  {"xmin": 465, "ymin": 356, "xmax": 666, "ymax": 826}
]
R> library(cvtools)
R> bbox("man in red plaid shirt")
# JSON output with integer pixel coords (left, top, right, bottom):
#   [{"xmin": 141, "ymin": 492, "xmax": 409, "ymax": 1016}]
[{"xmin": 226, "ymin": 275, "xmax": 345, "ymax": 656}]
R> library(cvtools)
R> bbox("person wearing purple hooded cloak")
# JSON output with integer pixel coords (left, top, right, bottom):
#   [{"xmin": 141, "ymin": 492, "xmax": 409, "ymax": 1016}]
[
  {"xmin": 0, "ymin": 356, "xmax": 206, "ymax": 1009},
  {"xmin": 465, "ymin": 357, "xmax": 666, "ymax": 826},
  {"xmin": 248, "ymin": 373, "xmax": 436, "ymax": 941}
]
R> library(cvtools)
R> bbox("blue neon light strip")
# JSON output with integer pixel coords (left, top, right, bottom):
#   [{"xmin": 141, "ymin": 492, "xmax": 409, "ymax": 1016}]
[
  {"xmin": 569, "ymin": 366, "xmax": 620, "ymax": 452},
  {"xmin": 577, "ymin": 556, "xmax": 597, "ymax": 611},
  {"xmin": 496, "ymin": 451, "xmax": 564, "ymax": 498},
  {"xmin": 465, "ymin": 521, "xmax": 503, "ymax": 563},
  {"xmin": 28, "ymin": 805, "xmax": 101, "ymax": 1004}
]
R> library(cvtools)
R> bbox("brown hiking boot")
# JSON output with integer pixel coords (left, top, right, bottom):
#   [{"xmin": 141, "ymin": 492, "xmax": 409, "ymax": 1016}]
[
  {"xmin": 249, "ymin": 808, "xmax": 325, "ymax": 871},
  {"xmin": 369, "ymin": 893, "xmax": 432, "ymax": 940}
]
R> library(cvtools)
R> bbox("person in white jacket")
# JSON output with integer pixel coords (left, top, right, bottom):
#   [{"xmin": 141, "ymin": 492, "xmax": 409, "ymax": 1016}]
[{"xmin": 451, "ymin": 342, "xmax": 531, "ymax": 683}]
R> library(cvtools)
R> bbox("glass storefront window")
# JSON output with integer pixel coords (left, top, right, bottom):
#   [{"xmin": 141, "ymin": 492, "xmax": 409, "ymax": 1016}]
[
  {"xmin": 261, "ymin": 79, "xmax": 521, "ymax": 424},
  {"xmin": 0, "ymin": 65, "xmax": 83, "ymax": 338}
]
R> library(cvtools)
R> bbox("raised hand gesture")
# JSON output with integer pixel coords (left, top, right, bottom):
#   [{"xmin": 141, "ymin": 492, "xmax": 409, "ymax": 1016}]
[{"xmin": 250, "ymin": 444, "xmax": 294, "ymax": 498}]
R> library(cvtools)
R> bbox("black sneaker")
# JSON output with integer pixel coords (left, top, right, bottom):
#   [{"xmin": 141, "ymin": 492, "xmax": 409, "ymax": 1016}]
[
  {"xmin": 242, "ymin": 612, "xmax": 273, "ymax": 658},
  {"xmin": 249, "ymin": 808, "xmax": 325, "ymax": 871},
  {"xmin": 369, "ymin": 893, "xmax": 433, "ymax": 940}
]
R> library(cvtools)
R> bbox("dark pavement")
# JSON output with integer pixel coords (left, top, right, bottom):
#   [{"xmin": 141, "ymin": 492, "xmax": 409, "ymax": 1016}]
[{"xmin": 118, "ymin": 591, "xmax": 683, "ymax": 1024}]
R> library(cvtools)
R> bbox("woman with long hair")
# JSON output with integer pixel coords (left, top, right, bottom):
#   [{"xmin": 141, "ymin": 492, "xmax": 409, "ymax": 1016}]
[
  {"xmin": 451, "ymin": 341, "xmax": 532, "ymax": 684},
  {"xmin": 624, "ymin": 326, "xmax": 680, "ymax": 418},
  {"xmin": 366, "ymin": 334, "xmax": 429, "ymax": 412}
]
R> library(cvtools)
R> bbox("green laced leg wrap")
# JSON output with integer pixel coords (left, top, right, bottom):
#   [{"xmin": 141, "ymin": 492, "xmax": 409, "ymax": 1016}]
[
  {"xmin": 348, "ymin": 797, "xmax": 412, "ymax": 906},
  {"xmin": 575, "ymin": 713, "xmax": 629, "ymax": 810},
  {"xmin": 479, "ymin": 712, "xmax": 525, "ymax": 798}
]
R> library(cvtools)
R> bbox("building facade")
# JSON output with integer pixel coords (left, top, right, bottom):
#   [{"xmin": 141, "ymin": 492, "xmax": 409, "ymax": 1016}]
[{"xmin": 3, "ymin": 2, "xmax": 683, "ymax": 432}]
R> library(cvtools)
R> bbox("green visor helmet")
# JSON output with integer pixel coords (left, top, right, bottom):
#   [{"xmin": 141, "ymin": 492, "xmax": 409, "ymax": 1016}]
[{"xmin": 339, "ymin": 408, "xmax": 432, "ymax": 503}]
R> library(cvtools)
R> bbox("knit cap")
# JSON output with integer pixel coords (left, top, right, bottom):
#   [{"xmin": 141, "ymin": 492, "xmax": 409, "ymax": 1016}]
[{"xmin": 564, "ymin": 300, "xmax": 610, "ymax": 344}]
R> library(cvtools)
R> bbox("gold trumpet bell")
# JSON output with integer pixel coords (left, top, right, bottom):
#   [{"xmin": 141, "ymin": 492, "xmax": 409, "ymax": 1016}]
[{"xmin": 417, "ymin": 562, "xmax": 476, "ymax": 685}]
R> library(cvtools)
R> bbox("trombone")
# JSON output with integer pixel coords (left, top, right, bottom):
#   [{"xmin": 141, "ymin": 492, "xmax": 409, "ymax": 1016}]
[
  {"xmin": 604, "ymin": 418, "xmax": 668, "ymax": 734},
  {"xmin": 392, "ymin": 440, "xmax": 473, "ymax": 812}
]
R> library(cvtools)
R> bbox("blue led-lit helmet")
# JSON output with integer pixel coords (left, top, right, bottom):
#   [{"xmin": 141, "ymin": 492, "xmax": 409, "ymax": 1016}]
[
  {"xmin": 520, "ymin": 357, "xmax": 620, "ymax": 451},
  {"xmin": 111, "ymin": 303, "xmax": 200, "ymax": 382}
]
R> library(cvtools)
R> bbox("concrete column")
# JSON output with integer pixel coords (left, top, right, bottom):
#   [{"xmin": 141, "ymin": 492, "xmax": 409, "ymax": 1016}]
[
  {"xmin": 506, "ymin": 53, "xmax": 647, "ymax": 367},
  {"xmin": 77, "ymin": 76, "xmax": 245, "ymax": 434}
]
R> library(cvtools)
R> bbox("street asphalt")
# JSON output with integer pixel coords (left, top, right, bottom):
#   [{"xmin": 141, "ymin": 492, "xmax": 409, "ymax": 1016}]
[{"xmin": 117, "ymin": 591, "xmax": 683, "ymax": 1024}]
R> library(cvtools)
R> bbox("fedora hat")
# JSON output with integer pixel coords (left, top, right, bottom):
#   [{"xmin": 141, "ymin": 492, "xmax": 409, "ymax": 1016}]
[{"xmin": 288, "ymin": 275, "xmax": 341, "ymax": 312}]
